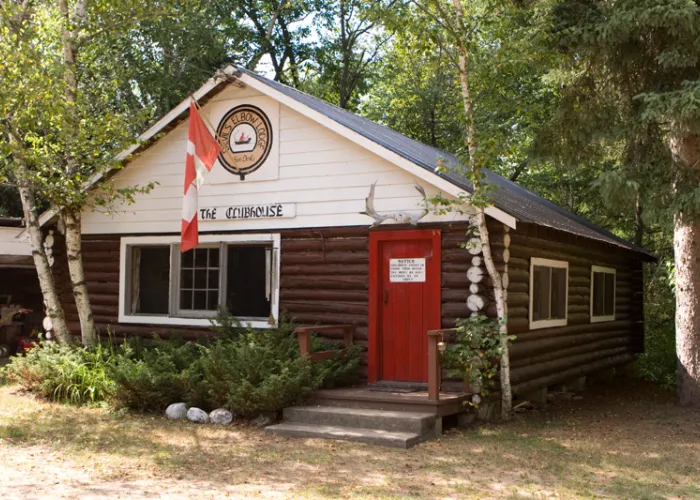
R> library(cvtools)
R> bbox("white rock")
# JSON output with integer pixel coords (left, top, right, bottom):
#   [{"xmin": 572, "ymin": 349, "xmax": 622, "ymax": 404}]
[
  {"xmin": 187, "ymin": 407, "xmax": 210, "ymax": 424},
  {"xmin": 165, "ymin": 403, "xmax": 188, "ymax": 420},
  {"xmin": 209, "ymin": 408, "xmax": 233, "ymax": 425}
]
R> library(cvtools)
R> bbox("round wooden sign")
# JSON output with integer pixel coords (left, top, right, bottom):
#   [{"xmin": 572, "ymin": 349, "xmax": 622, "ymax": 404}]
[{"xmin": 216, "ymin": 104, "xmax": 273, "ymax": 180}]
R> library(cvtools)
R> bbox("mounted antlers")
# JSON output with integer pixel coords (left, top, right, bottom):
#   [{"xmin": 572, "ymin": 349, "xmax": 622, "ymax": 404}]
[{"xmin": 361, "ymin": 181, "xmax": 430, "ymax": 227}]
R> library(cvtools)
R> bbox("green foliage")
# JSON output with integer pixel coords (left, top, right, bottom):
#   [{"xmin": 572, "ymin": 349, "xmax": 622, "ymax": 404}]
[
  {"xmin": 2, "ymin": 342, "xmax": 115, "ymax": 405},
  {"xmin": 107, "ymin": 337, "xmax": 201, "ymax": 411},
  {"xmin": 2, "ymin": 314, "xmax": 361, "ymax": 417},
  {"xmin": 441, "ymin": 315, "xmax": 513, "ymax": 402},
  {"xmin": 638, "ymin": 254, "xmax": 677, "ymax": 388}
]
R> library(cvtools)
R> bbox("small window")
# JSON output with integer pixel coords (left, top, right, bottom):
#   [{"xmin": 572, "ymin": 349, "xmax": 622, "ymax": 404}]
[
  {"xmin": 529, "ymin": 258, "xmax": 568, "ymax": 329},
  {"xmin": 178, "ymin": 246, "xmax": 220, "ymax": 314},
  {"xmin": 127, "ymin": 245, "xmax": 171, "ymax": 315},
  {"xmin": 120, "ymin": 235, "xmax": 279, "ymax": 328},
  {"xmin": 591, "ymin": 266, "xmax": 616, "ymax": 322}
]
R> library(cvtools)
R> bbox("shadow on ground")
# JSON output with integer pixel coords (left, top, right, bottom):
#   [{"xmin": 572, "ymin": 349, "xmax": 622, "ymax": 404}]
[{"xmin": 1, "ymin": 378, "xmax": 699, "ymax": 499}]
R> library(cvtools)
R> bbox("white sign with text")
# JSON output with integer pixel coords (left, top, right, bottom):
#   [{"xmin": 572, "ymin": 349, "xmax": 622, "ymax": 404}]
[
  {"xmin": 199, "ymin": 203, "xmax": 296, "ymax": 221},
  {"xmin": 389, "ymin": 258, "xmax": 426, "ymax": 283}
]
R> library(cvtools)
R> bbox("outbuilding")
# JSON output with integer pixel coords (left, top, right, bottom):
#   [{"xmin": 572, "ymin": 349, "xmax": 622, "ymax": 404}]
[
  {"xmin": 44, "ymin": 66, "xmax": 653, "ymax": 444},
  {"xmin": 0, "ymin": 218, "xmax": 43, "ymax": 351}
]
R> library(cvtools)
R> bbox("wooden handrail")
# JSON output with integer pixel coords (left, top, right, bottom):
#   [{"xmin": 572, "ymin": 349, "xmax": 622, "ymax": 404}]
[
  {"xmin": 427, "ymin": 328, "xmax": 458, "ymax": 401},
  {"xmin": 295, "ymin": 324, "xmax": 355, "ymax": 361}
]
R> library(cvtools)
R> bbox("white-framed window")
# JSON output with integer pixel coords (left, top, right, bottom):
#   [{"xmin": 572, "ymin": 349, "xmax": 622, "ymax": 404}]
[
  {"xmin": 590, "ymin": 265, "xmax": 616, "ymax": 323},
  {"xmin": 529, "ymin": 257, "xmax": 569, "ymax": 330},
  {"xmin": 118, "ymin": 234, "xmax": 280, "ymax": 328}
]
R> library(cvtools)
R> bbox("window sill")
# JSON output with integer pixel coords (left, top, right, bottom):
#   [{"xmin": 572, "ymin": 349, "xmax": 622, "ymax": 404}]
[
  {"xmin": 591, "ymin": 315, "xmax": 616, "ymax": 323},
  {"xmin": 117, "ymin": 314, "xmax": 275, "ymax": 329},
  {"xmin": 529, "ymin": 318, "xmax": 568, "ymax": 330}
]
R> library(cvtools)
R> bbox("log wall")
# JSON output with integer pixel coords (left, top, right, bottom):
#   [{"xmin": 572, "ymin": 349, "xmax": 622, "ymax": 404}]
[
  {"xmin": 498, "ymin": 222, "xmax": 645, "ymax": 395},
  {"xmin": 51, "ymin": 219, "xmax": 646, "ymax": 389}
]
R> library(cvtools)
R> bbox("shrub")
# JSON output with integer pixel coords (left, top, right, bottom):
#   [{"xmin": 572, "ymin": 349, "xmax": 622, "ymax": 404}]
[
  {"xmin": 3, "ymin": 342, "xmax": 114, "ymax": 405},
  {"xmin": 2, "ymin": 313, "xmax": 362, "ymax": 416},
  {"xmin": 107, "ymin": 338, "xmax": 201, "ymax": 411},
  {"xmin": 184, "ymin": 322, "xmax": 362, "ymax": 416}
]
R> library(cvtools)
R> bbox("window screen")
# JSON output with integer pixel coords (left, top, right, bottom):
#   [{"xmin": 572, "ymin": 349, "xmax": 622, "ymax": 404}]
[
  {"xmin": 226, "ymin": 245, "xmax": 270, "ymax": 318},
  {"xmin": 592, "ymin": 269, "xmax": 615, "ymax": 318},
  {"xmin": 531, "ymin": 262, "xmax": 568, "ymax": 322},
  {"xmin": 130, "ymin": 246, "xmax": 170, "ymax": 315}
]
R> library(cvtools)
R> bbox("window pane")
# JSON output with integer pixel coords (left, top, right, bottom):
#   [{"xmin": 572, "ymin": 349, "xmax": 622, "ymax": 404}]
[
  {"xmin": 532, "ymin": 266, "xmax": 551, "ymax": 321},
  {"xmin": 227, "ymin": 245, "xmax": 271, "ymax": 318},
  {"xmin": 207, "ymin": 270, "xmax": 219, "ymax": 289},
  {"xmin": 592, "ymin": 272, "xmax": 606, "ymax": 316},
  {"xmin": 182, "ymin": 249, "xmax": 193, "ymax": 268},
  {"xmin": 193, "ymin": 290, "xmax": 207, "ymax": 310},
  {"xmin": 551, "ymin": 267, "xmax": 567, "ymax": 319},
  {"xmin": 604, "ymin": 273, "xmax": 615, "ymax": 316},
  {"xmin": 194, "ymin": 269, "xmax": 207, "ymax": 289},
  {"xmin": 208, "ymin": 248, "xmax": 220, "ymax": 268},
  {"xmin": 182, "ymin": 269, "xmax": 193, "ymax": 289},
  {"xmin": 133, "ymin": 246, "xmax": 170, "ymax": 315},
  {"xmin": 194, "ymin": 248, "xmax": 208, "ymax": 267},
  {"xmin": 180, "ymin": 290, "xmax": 193, "ymax": 310},
  {"xmin": 207, "ymin": 291, "xmax": 219, "ymax": 310}
]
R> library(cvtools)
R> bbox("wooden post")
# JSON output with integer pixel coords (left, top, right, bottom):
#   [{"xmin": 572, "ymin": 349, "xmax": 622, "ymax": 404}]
[
  {"xmin": 297, "ymin": 329, "xmax": 311, "ymax": 356},
  {"xmin": 342, "ymin": 325, "xmax": 354, "ymax": 348},
  {"xmin": 428, "ymin": 330, "xmax": 441, "ymax": 401}
]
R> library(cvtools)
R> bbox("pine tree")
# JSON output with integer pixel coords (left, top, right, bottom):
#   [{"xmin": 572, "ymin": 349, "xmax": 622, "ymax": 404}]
[{"xmin": 539, "ymin": 0, "xmax": 700, "ymax": 406}]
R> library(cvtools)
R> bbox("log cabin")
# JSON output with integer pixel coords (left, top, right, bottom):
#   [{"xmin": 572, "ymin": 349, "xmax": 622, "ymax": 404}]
[{"xmin": 40, "ymin": 66, "xmax": 654, "ymax": 446}]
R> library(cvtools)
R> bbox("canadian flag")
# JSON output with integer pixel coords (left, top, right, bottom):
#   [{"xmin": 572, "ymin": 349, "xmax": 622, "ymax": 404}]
[{"xmin": 181, "ymin": 101, "xmax": 221, "ymax": 253}]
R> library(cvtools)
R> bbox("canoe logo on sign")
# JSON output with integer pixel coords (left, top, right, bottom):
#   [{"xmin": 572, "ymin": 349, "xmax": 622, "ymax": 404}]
[{"xmin": 216, "ymin": 104, "xmax": 273, "ymax": 180}]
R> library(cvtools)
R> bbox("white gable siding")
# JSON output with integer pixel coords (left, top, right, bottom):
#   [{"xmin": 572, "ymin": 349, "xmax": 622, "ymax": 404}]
[
  {"xmin": 81, "ymin": 84, "xmax": 470, "ymax": 235},
  {"xmin": 0, "ymin": 227, "xmax": 31, "ymax": 256}
]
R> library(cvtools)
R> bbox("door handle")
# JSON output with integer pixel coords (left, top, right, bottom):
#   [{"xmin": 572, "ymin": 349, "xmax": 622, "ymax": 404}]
[{"xmin": 384, "ymin": 289, "xmax": 389, "ymax": 304}]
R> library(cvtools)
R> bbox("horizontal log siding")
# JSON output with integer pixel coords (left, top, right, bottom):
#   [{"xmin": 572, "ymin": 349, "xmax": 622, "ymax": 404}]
[
  {"xmin": 52, "ymin": 219, "xmax": 645, "ymax": 391},
  {"xmin": 503, "ymin": 222, "xmax": 644, "ymax": 395}
]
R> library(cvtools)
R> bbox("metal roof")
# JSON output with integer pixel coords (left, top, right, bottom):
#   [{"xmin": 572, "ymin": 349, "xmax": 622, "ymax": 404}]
[{"xmin": 240, "ymin": 67, "xmax": 654, "ymax": 259}]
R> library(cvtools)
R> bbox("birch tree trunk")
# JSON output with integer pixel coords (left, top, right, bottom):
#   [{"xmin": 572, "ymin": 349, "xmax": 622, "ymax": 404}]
[
  {"xmin": 58, "ymin": 0, "xmax": 95, "ymax": 346},
  {"xmin": 16, "ymin": 171, "xmax": 72, "ymax": 345},
  {"xmin": 670, "ymin": 132, "xmax": 700, "ymax": 407},
  {"xmin": 63, "ymin": 210, "xmax": 96, "ymax": 346},
  {"xmin": 450, "ymin": 0, "xmax": 513, "ymax": 420}
]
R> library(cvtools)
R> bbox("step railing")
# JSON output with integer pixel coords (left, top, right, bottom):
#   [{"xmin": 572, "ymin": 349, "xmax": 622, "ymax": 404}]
[
  {"xmin": 427, "ymin": 328, "xmax": 457, "ymax": 401},
  {"xmin": 294, "ymin": 324, "xmax": 355, "ymax": 361}
]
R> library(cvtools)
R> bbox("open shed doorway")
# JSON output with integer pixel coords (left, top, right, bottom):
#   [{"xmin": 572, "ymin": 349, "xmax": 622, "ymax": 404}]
[{"xmin": 0, "ymin": 218, "xmax": 43, "ymax": 356}]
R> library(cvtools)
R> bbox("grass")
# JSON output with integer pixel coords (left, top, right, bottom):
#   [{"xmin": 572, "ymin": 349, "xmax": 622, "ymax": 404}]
[{"xmin": 0, "ymin": 378, "xmax": 699, "ymax": 499}]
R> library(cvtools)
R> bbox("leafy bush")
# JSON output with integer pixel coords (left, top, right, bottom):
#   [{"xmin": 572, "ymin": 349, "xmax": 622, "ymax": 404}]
[
  {"xmin": 441, "ymin": 315, "xmax": 512, "ymax": 400},
  {"xmin": 3, "ymin": 342, "xmax": 114, "ymax": 405},
  {"xmin": 107, "ymin": 337, "xmax": 201, "ymax": 411},
  {"xmin": 637, "ymin": 258, "xmax": 677, "ymax": 389},
  {"xmin": 2, "ymin": 312, "xmax": 362, "ymax": 417}
]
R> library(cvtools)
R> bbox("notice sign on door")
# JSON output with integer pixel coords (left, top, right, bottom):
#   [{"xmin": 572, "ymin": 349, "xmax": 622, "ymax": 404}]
[{"xmin": 389, "ymin": 258, "xmax": 426, "ymax": 283}]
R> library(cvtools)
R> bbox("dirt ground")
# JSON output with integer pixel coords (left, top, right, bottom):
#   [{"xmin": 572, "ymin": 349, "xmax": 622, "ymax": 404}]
[{"xmin": 0, "ymin": 378, "xmax": 699, "ymax": 499}]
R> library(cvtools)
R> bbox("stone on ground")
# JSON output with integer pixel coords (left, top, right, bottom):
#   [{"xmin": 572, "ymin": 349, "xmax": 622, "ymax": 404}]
[
  {"xmin": 165, "ymin": 402, "xmax": 188, "ymax": 420},
  {"xmin": 187, "ymin": 407, "xmax": 210, "ymax": 424},
  {"xmin": 251, "ymin": 413, "xmax": 275, "ymax": 428},
  {"xmin": 210, "ymin": 408, "xmax": 233, "ymax": 425}
]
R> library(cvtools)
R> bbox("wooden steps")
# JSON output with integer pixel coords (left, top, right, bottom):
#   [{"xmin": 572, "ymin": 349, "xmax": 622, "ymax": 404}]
[{"xmin": 265, "ymin": 405, "xmax": 440, "ymax": 448}]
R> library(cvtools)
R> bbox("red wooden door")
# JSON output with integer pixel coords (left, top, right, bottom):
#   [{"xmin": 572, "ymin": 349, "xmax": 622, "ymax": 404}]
[{"xmin": 368, "ymin": 229, "xmax": 441, "ymax": 383}]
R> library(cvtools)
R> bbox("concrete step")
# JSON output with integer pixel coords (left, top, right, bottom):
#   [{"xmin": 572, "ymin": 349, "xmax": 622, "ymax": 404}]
[
  {"xmin": 266, "ymin": 422, "xmax": 423, "ymax": 448},
  {"xmin": 283, "ymin": 405, "xmax": 436, "ymax": 435}
]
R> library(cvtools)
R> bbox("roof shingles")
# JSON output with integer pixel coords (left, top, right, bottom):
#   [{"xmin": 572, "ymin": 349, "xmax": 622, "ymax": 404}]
[{"xmin": 240, "ymin": 67, "xmax": 653, "ymax": 259}]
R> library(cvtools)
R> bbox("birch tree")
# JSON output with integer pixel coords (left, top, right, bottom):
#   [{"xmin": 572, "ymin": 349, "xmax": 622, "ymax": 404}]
[
  {"xmin": 0, "ymin": 0, "xmax": 154, "ymax": 346},
  {"xmin": 419, "ymin": 0, "xmax": 513, "ymax": 419}
]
